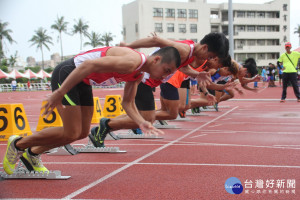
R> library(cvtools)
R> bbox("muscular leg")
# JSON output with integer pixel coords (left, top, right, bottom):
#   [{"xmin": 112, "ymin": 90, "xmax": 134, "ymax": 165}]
[
  {"xmin": 219, "ymin": 89, "xmax": 234, "ymax": 102},
  {"xmin": 108, "ymin": 110, "xmax": 155, "ymax": 131},
  {"xmin": 190, "ymin": 93, "xmax": 209, "ymax": 108},
  {"xmin": 16, "ymin": 106, "xmax": 88, "ymax": 154},
  {"xmin": 155, "ymin": 96, "xmax": 179, "ymax": 120}
]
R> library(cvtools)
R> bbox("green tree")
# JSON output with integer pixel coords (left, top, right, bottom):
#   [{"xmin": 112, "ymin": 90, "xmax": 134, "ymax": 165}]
[
  {"xmin": 8, "ymin": 51, "xmax": 18, "ymax": 68},
  {"xmin": 29, "ymin": 27, "xmax": 53, "ymax": 69},
  {"xmin": 101, "ymin": 32, "xmax": 115, "ymax": 46},
  {"xmin": 294, "ymin": 24, "xmax": 300, "ymax": 47},
  {"xmin": 73, "ymin": 18, "xmax": 89, "ymax": 50},
  {"xmin": 0, "ymin": 21, "xmax": 16, "ymax": 60},
  {"xmin": 51, "ymin": 16, "xmax": 69, "ymax": 61},
  {"xmin": 84, "ymin": 31, "xmax": 103, "ymax": 48}
]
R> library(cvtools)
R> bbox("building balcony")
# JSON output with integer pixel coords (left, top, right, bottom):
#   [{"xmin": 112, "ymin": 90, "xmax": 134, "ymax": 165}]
[
  {"xmin": 233, "ymin": 31, "xmax": 282, "ymax": 39},
  {"xmin": 234, "ymin": 45, "xmax": 281, "ymax": 53}
]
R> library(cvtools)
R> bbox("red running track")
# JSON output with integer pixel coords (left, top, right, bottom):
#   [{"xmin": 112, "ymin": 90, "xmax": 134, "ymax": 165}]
[{"xmin": 0, "ymin": 83, "xmax": 300, "ymax": 199}]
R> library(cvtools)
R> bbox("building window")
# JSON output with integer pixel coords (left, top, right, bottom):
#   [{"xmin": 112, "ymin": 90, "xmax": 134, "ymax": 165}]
[
  {"xmin": 191, "ymin": 39, "xmax": 198, "ymax": 43},
  {"xmin": 247, "ymin": 11, "xmax": 255, "ymax": 18},
  {"xmin": 189, "ymin": 9, "xmax": 198, "ymax": 18},
  {"xmin": 247, "ymin": 53, "xmax": 256, "ymax": 59},
  {"xmin": 257, "ymin": 26, "xmax": 265, "ymax": 32},
  {"xmin": 179, "ymin": 24, "xmax": 186, "ymax": 33},
  {"xmin": 247, "ymin": 26, "xmax": 255, "ymax": 32},
  {"xmin": 211, "ymin": 25, "xmax": 219, "ymax": 32},
  {"xmin": 190, "ymin": 24, "xmax": 197, "ymax": 33},
  {"xmin": 237, "ymin": 11, "xmax": 245, "ymax": 18},
  {"xmin": 166, "ymin": 8, "xmax": 175, "ymax": 18},
  {"xmin": 155, "ymin": 23, "xmax": 163, "ymax": 32},
  {"xmin": 153, "ymin": 8, "xmax": 163, "ymax": 17},
  {"xmin": 267, "ymin": 53, "xmax": 278, "ymax": 59},
  {"xmin": 258, "ymin": 53, "xmax": 266, "ymax": 60},
  {"xmin": 178, "ymin": 9, "xmax": 187, "ymax": 18},
  {"xmin": 237, "ymin": 54, "xmax": 247, "ymax": 62},
  {"xmin": 267, "ymin": 39, "xmax": 279, "ymax": 45},
  {"xmin": 237, "ymin": 26, "xmax": 245, "ymax": 32},
  {"xmin": 210, "ymin": 10, "xmax": 219, "ymax": 19},
  {"xmin": 257, "ymin": 40, "xmax": 265, "ymax": 46},
  {"xmin": 257, "ymin": 12, "xmax": 265, "ymax": 18},
  {"xmin": 135, "ymin": 23, "xmax": 138, "ymax": 33},
  {"xmin": 283, "ymin": 4, "xmax": 288, "ymax": 11},
  {"xmin": 167, "ymin": 23, "xmax": 174, "ymax": 32},
  {"xmin": 248, "ymin": 40, "xmax": 256, "ymax": 46}
]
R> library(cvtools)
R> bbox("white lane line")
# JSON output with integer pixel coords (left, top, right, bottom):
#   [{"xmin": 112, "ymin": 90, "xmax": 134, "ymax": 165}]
[
  {"xmin": 189, "ymin": 134, "xmax": 207, "ymax": 138},
  {"xmin": 39, "ymin": 162, "xmax": 300, "ymax": 169},
  {"xmin": 63, "ymin": 106, "xmax": 239, "ymax": 199},
  {"xmin": 200, "ymin": 130, "xmax": 300, "ymax": 135},
  {"xmin": 106, "ymin": 143, "xmax": 300, "ymax": 150}
]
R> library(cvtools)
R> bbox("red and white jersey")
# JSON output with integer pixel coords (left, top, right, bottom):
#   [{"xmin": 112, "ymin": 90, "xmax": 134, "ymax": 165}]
[
  {"xmin": 143, "ymin": 40, "xmax": 195, "ymax": 88},
  {"xmin": 74, "ymin": 47, "xmax": 146, "ymax": 86}
]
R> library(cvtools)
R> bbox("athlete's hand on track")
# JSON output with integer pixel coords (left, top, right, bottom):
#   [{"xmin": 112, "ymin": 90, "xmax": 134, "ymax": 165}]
[
  {"xmin": 41, "ymin": 90, "xmax": 64, "ymax": 119},
  {"xmin": 206, "ymin": 94, "xmax": 217, "ymax": 106},
  {"xmin": 196, "ymin": 72, "xmax": 212, "ymax": 88},
  {"xmin": 224, "ymin": 81, "xmax": 238, "ymax": 90},
  {"xmin": 139, "ymin": 121, "xmax": 164, "ymax": 136}
]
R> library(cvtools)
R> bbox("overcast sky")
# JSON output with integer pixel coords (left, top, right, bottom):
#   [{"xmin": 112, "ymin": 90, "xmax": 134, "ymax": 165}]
[{"xmin": 0, "ymin": 0, "xmax": 299, "ymax": 62}]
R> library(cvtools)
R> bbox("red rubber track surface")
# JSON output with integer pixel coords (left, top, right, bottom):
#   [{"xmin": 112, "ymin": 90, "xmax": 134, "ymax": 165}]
[{"xmin": 0, "ymin": 83, "xmax": 299, "ymax": 200}]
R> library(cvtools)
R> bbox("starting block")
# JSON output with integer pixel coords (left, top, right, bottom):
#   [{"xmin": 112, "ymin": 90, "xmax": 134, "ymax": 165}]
[
  {"xmin": 116, "ymin": 129, "xmax": 163, "ymax": 139},
  {"xmin": 154, "ymin": 120, "xmax": 180, "ymax": 129},
  {"xmin": 0, "ymin": 161, "xmax": 70, "ymax": 180},
  {"xmin": 47, "ymin": 141, "xmax": 126, "ymax": 155}
]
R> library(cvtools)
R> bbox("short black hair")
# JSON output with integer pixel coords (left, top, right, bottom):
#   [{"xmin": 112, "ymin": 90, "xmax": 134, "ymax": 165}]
[
  {"xmin": 243, "ymin": 58, "xmax": 258, "ymax": 77},
  {"xmin": 200, "ymin": 32, "xmax": 229, "ymax": 59},
  {"xmin": 152, "ymin": 46, "xmax": 181, "ymax": 68},
  {"xmin": 220, "ymin": 55, "xmax": 232, "ymax": 68}
]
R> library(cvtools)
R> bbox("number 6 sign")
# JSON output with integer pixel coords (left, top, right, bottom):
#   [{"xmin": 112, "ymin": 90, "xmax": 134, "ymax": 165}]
[{"xmin": 0, "ymin": 104, "xmax": 32, "ymax": 141}]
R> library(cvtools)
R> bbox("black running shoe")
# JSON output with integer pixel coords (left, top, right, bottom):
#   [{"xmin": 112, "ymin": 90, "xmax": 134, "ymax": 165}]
[
  {"xmin": 88, "ymin": 118, "xmax": 111, "ymax": 147},
  {"xmin": 213, "ymin": 103, "xmax": 219, "ymax": 112}
]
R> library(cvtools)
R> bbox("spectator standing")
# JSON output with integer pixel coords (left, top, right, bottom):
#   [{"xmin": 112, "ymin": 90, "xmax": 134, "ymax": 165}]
[
  {"xmin": 278, "ymin": 42, "xmax": 300, "ymax": 102},
  {"xmin": 11, "ymin": 79, "xmax": 17, "ymax": 91},
  {"xmin": 261, "ymin": 66, "xmax": 268, "ymax": 88},
  {"xmin": 277, "ymin": 61, "xmax": 283, "ymax": 87}
]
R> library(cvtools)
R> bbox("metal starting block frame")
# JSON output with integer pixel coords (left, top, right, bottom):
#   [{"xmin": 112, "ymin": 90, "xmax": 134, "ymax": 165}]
[
  {"xmin": 105, "ymin": 132, "xmax": 120, "ymax": 140},
  {"xmin": 47, "ymin": 142, "xmax": 126, "ymax": 156},
  {"xmin": 116, "ymin": 129, "xmax": 163, "ymax": 139},
  {"xmin": 0, "ymin": 162, "xmax": 70, "ymax": 180},
  {"xmin": 154, "ymin": 120, "xmax": 180, "ymax": 129}
]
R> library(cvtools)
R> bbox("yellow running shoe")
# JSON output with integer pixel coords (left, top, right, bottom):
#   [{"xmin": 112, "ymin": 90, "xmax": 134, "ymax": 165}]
[
  {"xmin": 3, "ymin": 135, "xmax": 23, "ymax": 175},
  {"xmin": 20, "ymin": 149, "xmax": 49, "ymax": 173}
]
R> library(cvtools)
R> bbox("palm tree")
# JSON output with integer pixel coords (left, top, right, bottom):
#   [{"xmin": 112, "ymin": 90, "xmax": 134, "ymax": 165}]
[
  {"xmin": 51, "ymin": 16, "xmax": 68, "ymax": 61},
  {"xmin": 294, "ymin": 24, "xmax": 300, "ymax": 47},
  {"xmin": 72, "ymin": 18, "xmax": 89, "ymax": 50},
  {"xmin": 101, "ymin": 32, "xmax": 115, "ymax": 46},
  {"xmin": 9, "ymin": 51, "xmax": 18, "ymax": 68},
  {"xmin": 84, "ymin": 31, "xmax": 103, "ymax": 48},
  {"xmin": 29, "ymin": 27, "xmax": 53, "ymax": 69},
  {"xmin": 0, "ymin": 21, "xmax": 16, "ymax": 60}
]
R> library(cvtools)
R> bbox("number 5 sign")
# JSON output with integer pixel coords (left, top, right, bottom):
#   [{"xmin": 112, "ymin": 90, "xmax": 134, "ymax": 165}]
[
  {"xmin": 36, "ymin": 101, "xmax": 63, "ymax": 131},
  {"xmin": 0, "ymin": 104, "xmax": 32, "ymax": 141}
]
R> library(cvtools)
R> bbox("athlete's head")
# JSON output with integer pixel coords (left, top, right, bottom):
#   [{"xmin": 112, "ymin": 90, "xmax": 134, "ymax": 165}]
[
  {"xmin": 243, "ymin": 58, "xmax": 258, "ymax": 78},
  {"xmin": 200, "ymin": 32, "xmax": 229, "ymax": 61},
  {"xmin": 149, "ymin": 46, "xmax": 181, "ymax": 80}
]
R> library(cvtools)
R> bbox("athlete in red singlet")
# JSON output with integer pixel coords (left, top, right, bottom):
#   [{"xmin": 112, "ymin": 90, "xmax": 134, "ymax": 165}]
[
  {"xmin": 87, "ymin": 33, "xmax": 229, "ymax": 147},
  {"xmin": 2, "ymin": 46, "xmax": 181, "ymax": 174}
]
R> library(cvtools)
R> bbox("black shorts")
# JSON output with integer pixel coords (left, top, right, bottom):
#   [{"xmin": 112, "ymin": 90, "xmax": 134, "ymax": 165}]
[
  {"xmin": 51, "ymin": 58, "xmax": 94, "ymax": 106},
  {"xmin": 279, "ymin": 74, "xmax": 282, "ymax": 79},
  {"xmin": 135, "ymin": 82, "xmax": 155, "ymax": 111},
  {"xmin": 160, "ymin": 82, "xmax": 179, "ymax": 100},
  {"xmin": 180, "ymin": 79, "xmax": 190, "ymax": 89}
]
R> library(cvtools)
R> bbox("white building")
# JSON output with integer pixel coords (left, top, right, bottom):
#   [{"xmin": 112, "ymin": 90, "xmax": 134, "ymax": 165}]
[{"xmin": 122, "ymin": 0, "xmax": 290, "ymax": 67}]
